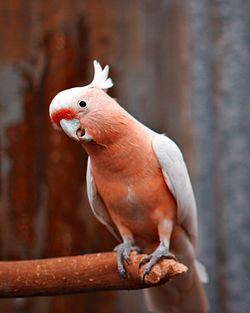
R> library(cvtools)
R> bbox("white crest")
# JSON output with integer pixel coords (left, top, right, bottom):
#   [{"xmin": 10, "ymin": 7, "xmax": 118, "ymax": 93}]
[{"xmin": 88, "ymin": 60, "xmax": 113, "ymax": 90}]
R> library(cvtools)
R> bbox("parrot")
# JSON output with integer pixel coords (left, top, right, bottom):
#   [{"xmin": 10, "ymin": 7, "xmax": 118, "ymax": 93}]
[{"xmin": 49, "ymin": 61, "xmax": 208, "ymax": 313}]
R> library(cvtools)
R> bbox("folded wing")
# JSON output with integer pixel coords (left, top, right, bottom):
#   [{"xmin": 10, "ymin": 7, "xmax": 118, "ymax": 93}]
[
  {"xmin": 152, "ymin": 134, "xmax": 198, "ymax": 247},
  {"xmin": 86, "ymin": 158, "xmax": 121, "ymax": 241}
]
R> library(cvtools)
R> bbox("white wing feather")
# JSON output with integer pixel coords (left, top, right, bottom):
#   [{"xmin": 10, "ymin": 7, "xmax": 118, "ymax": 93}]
[
  {"xmin": 86, "ymin": 158, "xmax": 121, "ymax": 241},
  {"xmin": 89, "ymin": 60, "xmax": 113, "ymax": 90},
  {"xmin": 152, "ymin": 134, "xmax": 198, "ymax": 246},
  {"xmin": 195, "ymin": 260, "xmax": 209, "ymax": 283}
]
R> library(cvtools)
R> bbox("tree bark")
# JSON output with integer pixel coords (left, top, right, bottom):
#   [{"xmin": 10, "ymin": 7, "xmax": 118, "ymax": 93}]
[{"xmin": 0, "ymin": 252, "xmax": 187, "ymax": 298}]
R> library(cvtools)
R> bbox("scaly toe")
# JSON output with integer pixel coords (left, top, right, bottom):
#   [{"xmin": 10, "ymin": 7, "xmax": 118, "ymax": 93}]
[
  {"xmin": 117, "ymin": 262, "xmax": 127, "ymax": 278},
  {"xmin": 164, "ymin": 252, "xmax": 177, "ymax": 261},
  {"xmin": 141, "ymin": 249, "xmax": 177, "ymax": 279},
  {"xmin": 139, "ymin": 255, "xmax": 152, "ymax": 268},
  {"xmin": 114, "ymin": 242, "xmax": 141, "ymax": 278},
  {"xmin": 142, "ymin": 256, "xmax": 160, "ymax": 278}
]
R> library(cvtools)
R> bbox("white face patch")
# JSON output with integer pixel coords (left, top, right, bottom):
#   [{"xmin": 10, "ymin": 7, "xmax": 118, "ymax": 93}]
[
  {"xmin": 49, "ymin": 87, "xmax": 89, "ymax": 118},
  {"xmin": 49, "ymin": 61, "xmax": 113, "ymax": 126}
]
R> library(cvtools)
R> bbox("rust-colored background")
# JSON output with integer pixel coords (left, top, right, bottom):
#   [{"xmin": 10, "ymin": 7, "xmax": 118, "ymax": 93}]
[{"xmin": 0, "ymin": 1, "xmax": 249, "ymax": 313}]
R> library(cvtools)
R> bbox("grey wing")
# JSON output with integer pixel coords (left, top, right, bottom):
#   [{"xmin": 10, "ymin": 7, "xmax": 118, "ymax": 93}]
[
  {"xmin": 86, "ymin": 157, "xmax": 121, "ymax": 242},
  {"xmin": 152, "ymin": 134, "xmax": 198, "ymax": 247}
]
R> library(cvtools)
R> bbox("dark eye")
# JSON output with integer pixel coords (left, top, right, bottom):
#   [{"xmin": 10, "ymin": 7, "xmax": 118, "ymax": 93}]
[{"xmin": 79, "ymin": 100, "xmax": 87, "ymax": 108}]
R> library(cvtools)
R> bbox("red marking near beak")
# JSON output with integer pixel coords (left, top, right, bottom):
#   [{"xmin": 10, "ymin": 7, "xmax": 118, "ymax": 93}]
[{"xmin": 51, "ymin": 108, "xmax": 77, "ymax": 127}]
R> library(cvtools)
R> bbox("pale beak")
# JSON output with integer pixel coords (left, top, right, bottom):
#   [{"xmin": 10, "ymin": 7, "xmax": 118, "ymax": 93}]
[{"xmin": 60, "ymin": 119, "xmax": 80, "ymax": 141}]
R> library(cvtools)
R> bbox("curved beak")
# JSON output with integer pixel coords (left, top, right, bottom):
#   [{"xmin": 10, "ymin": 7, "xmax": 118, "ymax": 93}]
[{"xmin": 60, "ymin": 119, "xmax": 80, "ymax": 141}]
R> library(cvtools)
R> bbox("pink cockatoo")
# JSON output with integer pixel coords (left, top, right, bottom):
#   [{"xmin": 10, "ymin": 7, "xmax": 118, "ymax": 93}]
[{"xmin": 49, "ymin": 61, "xmax": 208, "ymax": 313}]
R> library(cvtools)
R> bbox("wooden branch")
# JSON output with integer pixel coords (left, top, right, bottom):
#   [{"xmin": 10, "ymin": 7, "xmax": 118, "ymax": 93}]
[{"xmin": 0, "ymin": 252, "xmax": 187, "ymax": 298}]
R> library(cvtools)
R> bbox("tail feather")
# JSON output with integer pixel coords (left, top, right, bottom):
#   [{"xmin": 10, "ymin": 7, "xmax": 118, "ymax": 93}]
[
  {"xmin": 144, "ymin": 266, "xmax": 208, "ymax": 313},
  {"xmin": 144, "ymin": 226, "xmax": 208, "ymax": 313},
  {"xmin": 195, "ymin": 260, "xmax": 208, "ymax": 284}
]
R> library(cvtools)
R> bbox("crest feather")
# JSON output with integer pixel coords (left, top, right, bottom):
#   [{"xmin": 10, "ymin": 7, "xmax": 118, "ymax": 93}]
[{"xmin": 89, "ymin": 60, "xmax": 113, "ymax": 90}]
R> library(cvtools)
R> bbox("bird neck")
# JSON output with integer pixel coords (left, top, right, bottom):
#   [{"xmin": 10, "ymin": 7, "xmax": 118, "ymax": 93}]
[{"xmin": 81, "ymin": 114, "xmax": 152, "ymax": 173}]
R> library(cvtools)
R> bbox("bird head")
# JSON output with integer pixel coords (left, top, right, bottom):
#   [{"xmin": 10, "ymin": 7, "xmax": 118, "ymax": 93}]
[{"xmin": 49, "ymin": 61, "xmax": 125, "ymax": 145}]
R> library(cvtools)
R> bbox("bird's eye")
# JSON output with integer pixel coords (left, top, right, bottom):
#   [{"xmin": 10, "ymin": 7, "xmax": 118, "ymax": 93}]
[{"xmin": 79, "ymin": 100, "xmax": 87, "ymax": 108}]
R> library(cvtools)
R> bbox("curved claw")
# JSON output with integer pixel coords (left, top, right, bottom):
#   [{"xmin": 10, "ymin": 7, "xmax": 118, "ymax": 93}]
[
  {"xmin": 114, "ymin": 242, "xmax": 141, "ymax": 278},
  {"xmin": 139, "ymin": 243, "xmax": 177, "ymax": 280}
]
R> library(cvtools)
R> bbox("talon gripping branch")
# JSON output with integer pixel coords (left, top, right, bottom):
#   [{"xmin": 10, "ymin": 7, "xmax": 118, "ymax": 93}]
[{"xmin": 49, "ymin": 61, "xmax": 208, "ymax": 313}]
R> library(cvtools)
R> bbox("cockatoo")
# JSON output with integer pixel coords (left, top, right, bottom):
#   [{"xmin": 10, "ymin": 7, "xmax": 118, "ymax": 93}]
[{"xmin": 49, "ymin": 61, "xmax": 208, "ymax": 313}]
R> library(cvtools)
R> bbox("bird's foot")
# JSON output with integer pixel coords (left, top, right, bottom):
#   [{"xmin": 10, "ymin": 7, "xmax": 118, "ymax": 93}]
[
  {"xmin": 114, "ymin": 242, "xmax": 141, "ymax": 278},
  {"xmin": 139, "ymin": 242, "xmax": 176, "ymax": 279}
]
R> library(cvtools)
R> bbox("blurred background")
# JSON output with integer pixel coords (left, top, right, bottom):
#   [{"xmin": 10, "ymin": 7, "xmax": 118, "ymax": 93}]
[{"xmin": 0, "ymin": 1, "xmax": 249, "ymax": 312}]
